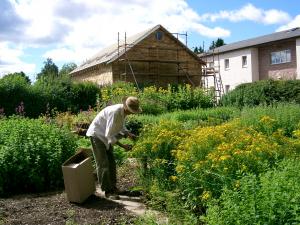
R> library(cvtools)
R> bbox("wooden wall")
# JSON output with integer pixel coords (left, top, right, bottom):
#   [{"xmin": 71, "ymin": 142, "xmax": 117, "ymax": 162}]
[
  {"xmin": 72, "ymin": 64, "xmax": 113, "ymax": 86},
  {"xmin": 112, "ymin": 28, "xmax": 202, "ymax": 86}
]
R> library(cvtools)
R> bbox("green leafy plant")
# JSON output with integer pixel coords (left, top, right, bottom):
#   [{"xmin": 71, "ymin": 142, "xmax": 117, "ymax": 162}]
[
  {"xmin": 0, "ymin": 117, "xmax": 77, "ymax": 196},
  {"xmin": 203, "ymin": 158, "xmax": 300, "ymax": 225},
  {"xmin": 220, "ymin": 79, "xmax": 300, "ymax": 107},
  {"xmin": 240, "ymin": 103, "xmax": 300, "ymax": 136}
]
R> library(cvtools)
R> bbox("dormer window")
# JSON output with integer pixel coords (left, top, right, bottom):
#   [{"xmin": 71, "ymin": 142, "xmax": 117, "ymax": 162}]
[{"xmin": 155, "ymin": 31, "xmax": 163, "ymax": 41}]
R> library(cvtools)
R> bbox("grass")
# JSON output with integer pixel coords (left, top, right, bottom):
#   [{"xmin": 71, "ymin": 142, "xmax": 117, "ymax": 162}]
[
  {"xmin": 240, "ymin": 103, "xmax": 300, "ymax": 136},
  {"xmin": 130, "ymin": 106, "xmax": 240, "ymax": 129}
]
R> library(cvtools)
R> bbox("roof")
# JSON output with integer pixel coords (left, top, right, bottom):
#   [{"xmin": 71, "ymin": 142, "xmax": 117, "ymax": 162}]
[
  {"xmin": 200, "ymin": 27, "xmax": 300, "ymax": 56},
  {"xmin": 71, "ymin": 24, "xmax": 204, "ymax": 74}
]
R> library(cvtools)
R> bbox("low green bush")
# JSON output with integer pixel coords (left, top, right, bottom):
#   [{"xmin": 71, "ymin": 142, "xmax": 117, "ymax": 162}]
[
  {"xmin": 240, "ymin": 103, "xmax": 300, "ymax": 136},
  {"xmin": 132, "ymin": 104, "xmax": 300, "ymax": 222},
  {"xmin": 0, "ymin": 74, "xmax": 100, "ymax": 118},
  {"xmin": 33, "ymin": 79, "xmax": 100, "ymax": 114},
  {"xmin": 101, "ymin": 82, "xmax": 214, "ymax": 115},
  {"xmin": 220, "ymin": 79, "xmax": 300, "ymax": 107},
  {"xmin": 132, "ymin": 120, "xmax": 186, "ymax": 191},
  {"xmin": 174, "ymin": 119, "xmax": 297, "ymax": 210},
  {"xmin": 0, "ymin": 73, "xmax": 31, "ymax": 116},
  {"xmin": 165, "ymin": 84, "xmax": 213, "ymax": 111},
  {"xmin": 0, "ymin": 117, "xmax": 77, "ymax": 196},
  {"xmin": 126, "ymin": 107, "xmax": 239, "ymax": 136},
  {"xmin": 204, "ymin": 158, "xmax": 300, "ymax": 224},
  {"xmin": 159, "ymin": 106, "xmax": 239, "ymax": 126}
]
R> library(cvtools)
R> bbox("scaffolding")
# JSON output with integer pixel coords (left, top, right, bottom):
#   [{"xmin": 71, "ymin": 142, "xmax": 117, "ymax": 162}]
[
  {"xmin": 116, "ymin": 31, "xmax": 197, "ymax": 89},
  {"xmin": 201, "ymin": 49, "xmax": 224, "ymax": 105}
]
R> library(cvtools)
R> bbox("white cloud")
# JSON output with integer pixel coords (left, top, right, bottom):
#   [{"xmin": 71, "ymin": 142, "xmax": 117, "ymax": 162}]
[
  {"xmin": 201, "ymin": 3, "xmax": 291, "ymax": 25},
  {"xmin": 277, "ymin": 15, "xmax": 300, "ymax": 31},
  {"xmin": 191, "ymin": 24, "xmax": 230, "ymax": 38},
  {"xmin": 0, "ymin": 42, "xmax": 36, "ymax": 77},
  {"xmin": 2, "ymin": 0, "xmax": 231, "ymax": 74},
  {"xmin": 14, "ymin": 0, "xmax": 231, "ymax": 43},
  {"xmin": 42, "ymin": 47, "xmax": 96, "ymax": 65}
]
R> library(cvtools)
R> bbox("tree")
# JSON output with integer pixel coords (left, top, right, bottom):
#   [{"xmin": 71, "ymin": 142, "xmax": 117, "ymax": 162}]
[
  {"xmin": 36, "ymin": 58, "xmax": 59, "ymax": 81},
  {"xmin": 59, "ymin": 63, "xmax": 77, "ymax": 77},
  {"xmin": 2, "ymin": 72, "xmax": 31, "ymax": 84},
  {"xmin": 209, "ymin": 38, "xmax": 226, "ymax": 50},
  {"xmin": 193, "ymin": 46, "xmax": 205, "ymax": 54}
]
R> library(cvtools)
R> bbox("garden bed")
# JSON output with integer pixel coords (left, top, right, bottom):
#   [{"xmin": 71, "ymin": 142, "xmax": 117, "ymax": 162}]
[{"xmin": 0, "ymin": 159, "xmax": 140, "ymax": 225}]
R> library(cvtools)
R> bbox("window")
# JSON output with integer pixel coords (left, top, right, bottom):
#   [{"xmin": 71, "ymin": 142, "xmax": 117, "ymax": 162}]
[
  {"xmin": 224, "ymin": 59, "xmax": 229, "ymax": 69},
  {"xmin": 271, "ymin": 50, "xmax": 291, "ymax": 65},
  {"xmin": 225, "ymin": 85, "xmax": 230, "ymax": 93},
  {"xmin": 242, "ymin": 56, "xmax": 247, "ymax": 67},
  {"xmin": 155, "ymin": 31, "xmax": 163, "ymax": 41}
]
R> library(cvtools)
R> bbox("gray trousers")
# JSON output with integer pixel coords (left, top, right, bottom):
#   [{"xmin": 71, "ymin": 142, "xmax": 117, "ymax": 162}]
[{"xmin": 90, "ymin": 137, "xmax": 116, "ymax": 192}]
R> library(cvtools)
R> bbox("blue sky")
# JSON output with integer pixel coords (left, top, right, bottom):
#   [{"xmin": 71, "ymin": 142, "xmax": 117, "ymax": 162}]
[{"xmin": 0, "ymin": 0, "xmax": 299, "ymax": 82}]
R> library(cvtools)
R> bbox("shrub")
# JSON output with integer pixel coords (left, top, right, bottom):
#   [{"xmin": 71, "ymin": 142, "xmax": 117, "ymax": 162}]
[
  {"xmin": 173, "ymin": 119, "xmax": 296, "ymax": 210},
  {"xmin": 0, "ymin": 74, "xmax": 100, "ymax": 118},
  {"xmin": 126, "ymin": 106, "xmax": 239, "ymax": 136},
  {"xmin": 139, "ymin": 84, "xmax": 213, "ymax": 114},
  {"xmin": 131, "ymin": 105, "xmax": 300, "ymax": 222},
  {"xmin": 69, "ymin": 82, "xmax": 101, "ymax": 112},
  {"xmin": 33, "ymin": 79, "xmax": 100, "ymax": 114},
  {"xmin": 101, "ymin": 81, "xmax": 138, "ymax": 105},
  {"xmin": 164, "ymin": 84, "xmax": 213, "ymax": 110},
  {"xmin": 0, "ymin": 117, "xmax": 77, "ymax": 196},
  {"xmin": 0, "ymin": 74, "xmax": 31, "ymax": 116},
  {"xmin": 101, "ymin": 82, "xmax": 213, "ymax": 115},
  {"xmin": 132, "ymin": 121, "xmax": 187, "ymax": 191},
  {"xmin": 139, "ymin": 86, "xmax": 168, "ymax": 115},
  {"xmin": 220, "ymin": 79, "xmax": 300, "ymax": 107},
  {"xmin": 204, "ymin": 158, "xmax": 300, "ymax": 224},
  {"xmin": 240, "ymin": 104, "xmax": 300, "ymax": 136}
]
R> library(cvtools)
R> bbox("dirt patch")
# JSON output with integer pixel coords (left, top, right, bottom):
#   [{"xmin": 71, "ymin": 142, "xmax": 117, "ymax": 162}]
[
  {"xmin": 0, "ymin": 159, "xmax": 141, "ymax": 225},
  {"xmin": 0, "ymin": 192, "xmax": 136, "ymax": 225}
]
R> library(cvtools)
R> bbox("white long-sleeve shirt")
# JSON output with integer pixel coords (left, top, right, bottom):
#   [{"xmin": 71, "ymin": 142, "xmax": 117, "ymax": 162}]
[{"xmin": 86, "ymin": 104, "xmax": 128, "ymax": 149}]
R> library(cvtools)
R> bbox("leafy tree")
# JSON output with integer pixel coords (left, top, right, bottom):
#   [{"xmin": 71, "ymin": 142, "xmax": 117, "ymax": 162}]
[
  {"xmin": 2, "ymin": 71, "xmax": 31, "ymax": 84},
  {"xmin": 209, "ymin": 38, "xmax": 226, "ymax": 50},
  {"xmin": 59, "ymin": 62, "xmax": 77, "ymax": 77},
  {"xmin": 193, "ymin": 46, "xmax": 205, "ymax": 54},
  {"xmin": 36, "ymin": 58, "xmax": 59, "ymax": 81},
  {"xmin": 0, "ymin": 72, "xmax": 31, "ymax": 116}
]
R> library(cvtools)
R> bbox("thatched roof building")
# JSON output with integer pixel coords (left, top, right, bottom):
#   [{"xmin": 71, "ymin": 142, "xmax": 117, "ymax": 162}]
[{"xmin": 70, "ymin": 24, "xmax": 204, "ymax": 87}]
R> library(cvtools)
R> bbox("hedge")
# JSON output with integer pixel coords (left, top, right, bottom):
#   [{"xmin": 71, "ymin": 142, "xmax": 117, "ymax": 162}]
[
  {"xmin": 220, "ymin": 79, "xmax": 300, "ymax": 107},
  {"xmin": 0, "ymin": 75, "xmax": 100, "ymax": 117}
]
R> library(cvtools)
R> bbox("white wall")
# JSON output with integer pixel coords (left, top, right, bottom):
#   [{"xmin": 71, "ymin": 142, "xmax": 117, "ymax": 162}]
[
  {"xmin": 203, "ymin": 48, "xmax": 259, "ymax": 92},
  {"xmin": 219, "ymin": 48, "xmax": 258, "ymax": 90},
  {"xmin": 297, "ymin": 38, "xmax": 300, "ymax": 79}
]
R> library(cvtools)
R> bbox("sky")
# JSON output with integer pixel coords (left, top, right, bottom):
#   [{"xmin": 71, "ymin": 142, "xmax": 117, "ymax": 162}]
[{"xmin": 0, "ymin": 0, "xmax": 299, "ymax": 82}]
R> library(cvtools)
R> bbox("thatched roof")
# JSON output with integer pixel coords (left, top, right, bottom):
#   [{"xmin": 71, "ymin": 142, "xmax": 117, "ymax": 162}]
[{"xmin": 71, "ymin": 24, "xmax": 204, "ymax": 74}]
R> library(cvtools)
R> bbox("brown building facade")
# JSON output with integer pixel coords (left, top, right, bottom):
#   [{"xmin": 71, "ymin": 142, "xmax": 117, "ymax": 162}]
[
  {"xmin": 258, "ymin": 39, "xmax": 297, "ymax": 80},
  {"xmin": 70, "ymin": 25, "xmax": 204, "ymax": 87}
]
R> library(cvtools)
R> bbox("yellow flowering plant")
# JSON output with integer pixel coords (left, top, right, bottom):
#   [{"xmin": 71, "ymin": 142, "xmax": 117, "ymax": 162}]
[
  {"xmin": 100, "ymin": 81, "xmax": 138, "ymax": 105},
  {"xmin": 173, "ymin": 119, "xmax": 296, "ymax": 209},
  {"xmin": 131, "ymin": 120, "xmax": 188, "ymax": 190}
]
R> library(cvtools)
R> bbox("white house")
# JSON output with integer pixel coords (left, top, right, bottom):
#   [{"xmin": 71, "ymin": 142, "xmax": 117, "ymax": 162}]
[{"xmin": 200, "ymin": 27, "xmax": 300, "ymax": 93}]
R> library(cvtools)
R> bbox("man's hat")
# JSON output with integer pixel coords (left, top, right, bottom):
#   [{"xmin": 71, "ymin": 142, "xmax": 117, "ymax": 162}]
[{"xmin": 122, "ymin": 96, "xmax": 142, "ymax": 114}]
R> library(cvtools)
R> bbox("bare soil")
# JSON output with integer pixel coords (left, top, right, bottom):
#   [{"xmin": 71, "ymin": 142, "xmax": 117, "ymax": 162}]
[{"xmin": 0, "ymin": 159, "xmax": 141, "ymax": 225}]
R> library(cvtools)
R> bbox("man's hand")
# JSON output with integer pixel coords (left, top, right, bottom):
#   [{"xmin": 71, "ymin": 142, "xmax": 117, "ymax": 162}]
[
  {"xmin": 127, "ymin": 132, "xmax": 137, "ymax": 141},
  {"xmin": 116, "ymin": 141, "xmax": 133, "ymax": 151},
  {"xmin": 122, "ymin": 144, "xmax": 133, "ymax": 151}
]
